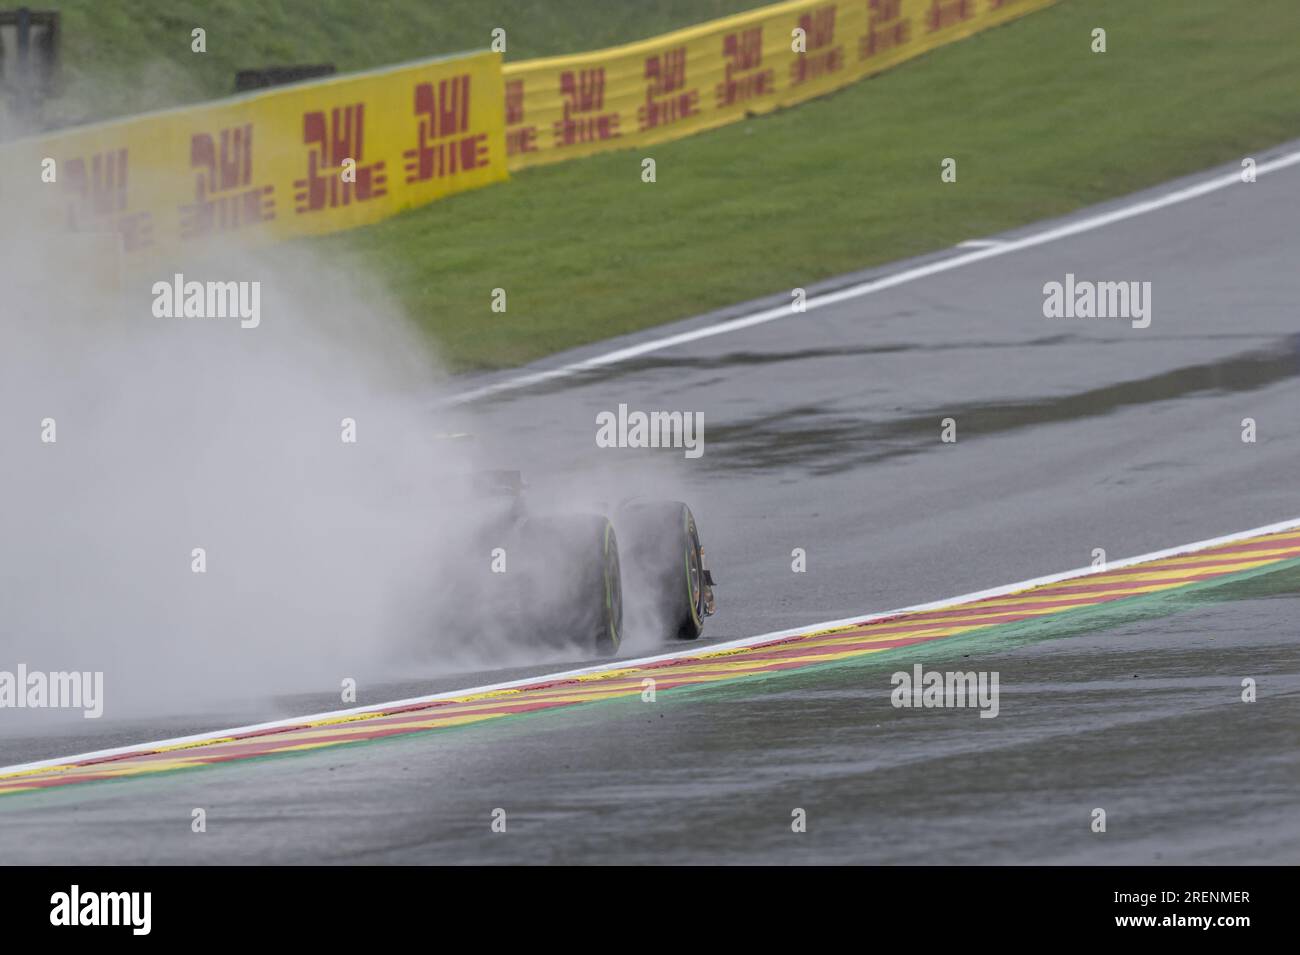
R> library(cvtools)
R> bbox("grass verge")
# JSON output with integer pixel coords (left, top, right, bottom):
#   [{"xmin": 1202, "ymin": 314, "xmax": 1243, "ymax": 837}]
[{"xmin": 309, "ymin": 0, "xmax": 1300, "ymax": 371}]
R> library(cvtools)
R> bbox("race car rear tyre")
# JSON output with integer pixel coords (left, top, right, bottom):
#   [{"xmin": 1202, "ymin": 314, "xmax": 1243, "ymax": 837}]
[
  {"xmin": 524, "ymin": 514, "xmax": 623, "ymax": 656},
  {"xmin": 618, "ymin": 500, "xmax": 706, "ymax": 640}
]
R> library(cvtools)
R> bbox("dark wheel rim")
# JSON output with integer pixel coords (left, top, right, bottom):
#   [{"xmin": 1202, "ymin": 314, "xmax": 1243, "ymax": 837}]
[{"xmin": 685, "ymin": 514, "xmax": 702, "ymax": 628}]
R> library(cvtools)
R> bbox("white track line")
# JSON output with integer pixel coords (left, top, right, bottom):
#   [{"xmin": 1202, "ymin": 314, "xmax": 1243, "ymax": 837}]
[
  {"xmin": 447, "ymin": 150, "xmax": 1300, "ymax": 406},
  {"xmin": 5, "ymin": 515, "xmax": 1300, "ymax": 778}
]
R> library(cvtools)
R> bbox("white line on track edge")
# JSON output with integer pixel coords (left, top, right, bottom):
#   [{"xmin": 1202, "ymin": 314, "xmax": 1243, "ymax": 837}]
[
  {"xmin": 4, "ymin": 515, "xmax": 1300, "ymax": 779},
  {"xmin": 445, "ymin": 149, "xmax": 1300, "ymax": 406}
]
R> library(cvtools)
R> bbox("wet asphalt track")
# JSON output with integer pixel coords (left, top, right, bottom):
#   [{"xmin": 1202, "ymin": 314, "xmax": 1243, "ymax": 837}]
[{"xmin": 2, "ymin": 144, "xmax": 1299, "ymax": 863}]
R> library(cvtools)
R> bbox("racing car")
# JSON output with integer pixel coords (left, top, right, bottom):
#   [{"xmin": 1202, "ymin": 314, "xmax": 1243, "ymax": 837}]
[{"xmin": 461, "ymin": 469, "xmax": 716, "ymax": 656}]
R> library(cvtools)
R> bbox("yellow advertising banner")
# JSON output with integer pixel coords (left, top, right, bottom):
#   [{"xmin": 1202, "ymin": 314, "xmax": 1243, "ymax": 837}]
[
  {"xmin": 0, "ymin": 50, "xmax": 507, "ymax": 258},
  {"xmin": 504, "ymin": 0, "xmax": 1056, "ymax": 169}
]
